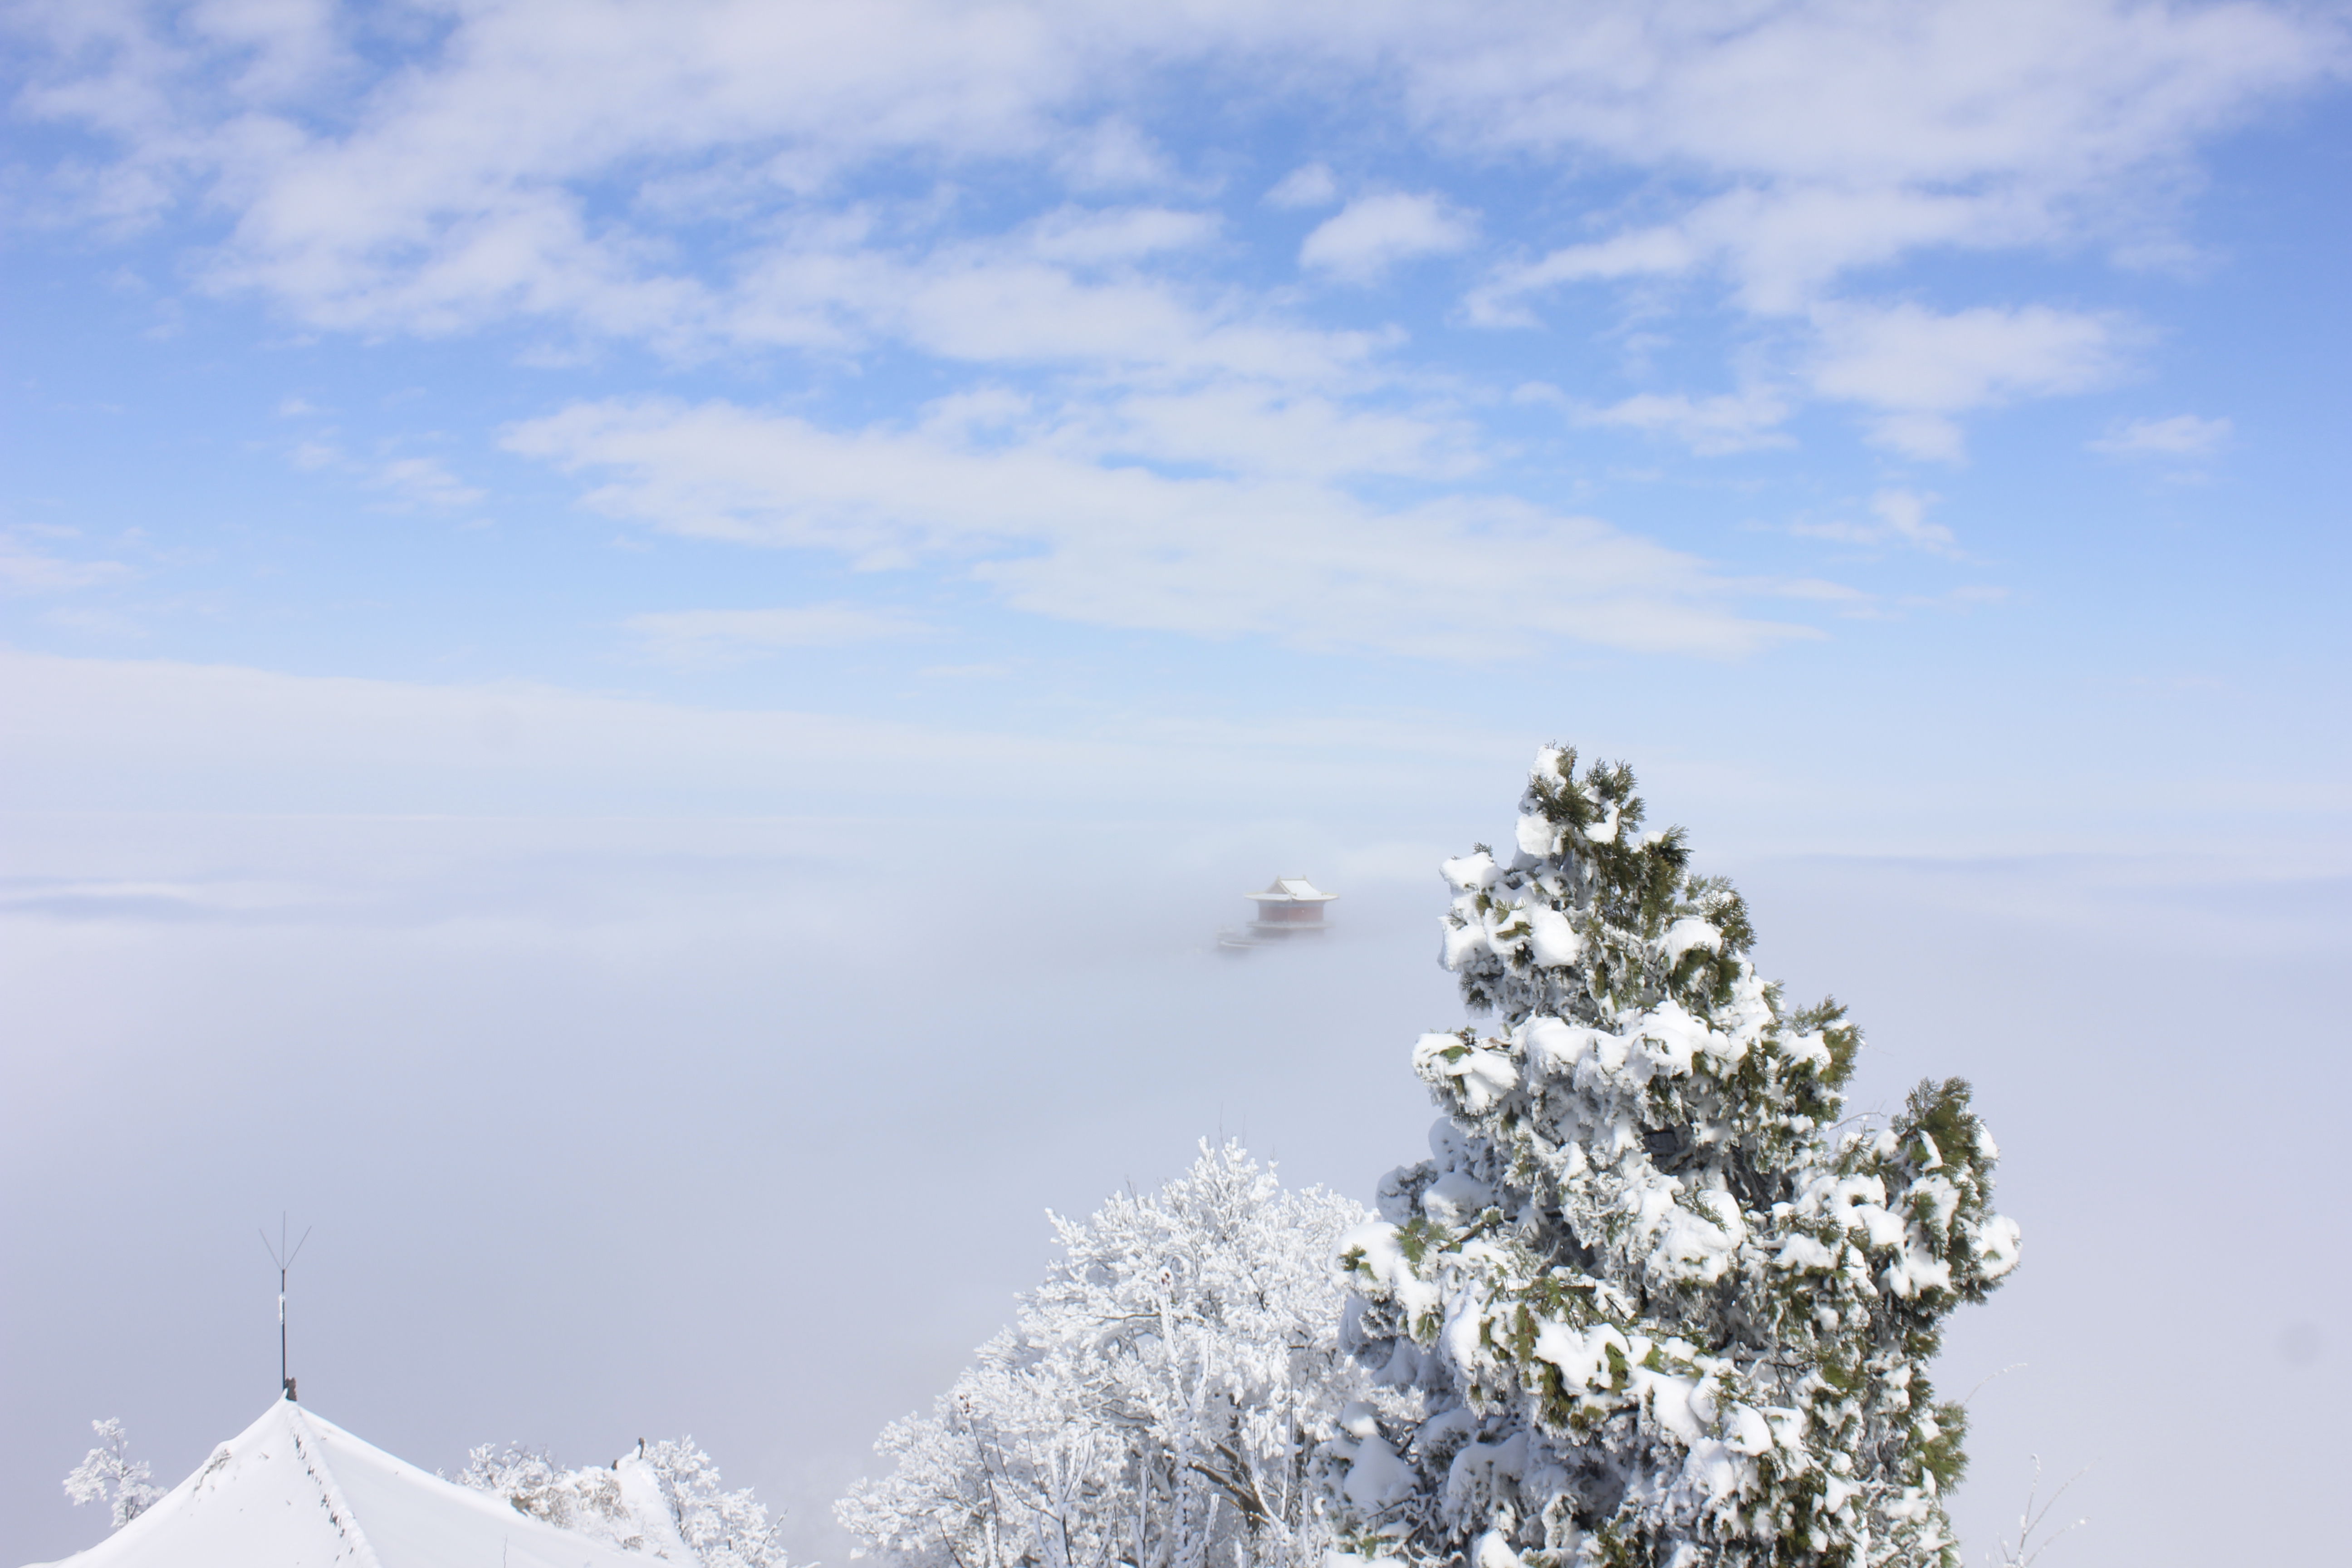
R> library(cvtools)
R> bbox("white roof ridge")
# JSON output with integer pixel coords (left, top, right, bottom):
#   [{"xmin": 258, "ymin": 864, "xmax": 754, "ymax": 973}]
[
  {"xmin": 1247, "ymin": 875, "xmax": 1336, "ymax": 901},
  {"xmin": 281, "ymin": 1403, "xmax": 385, "ymax": 1568}
]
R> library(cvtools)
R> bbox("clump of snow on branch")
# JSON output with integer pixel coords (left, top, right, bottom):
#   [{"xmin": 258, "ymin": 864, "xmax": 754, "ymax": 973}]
[
  {"xmin": 838, "ymin": 1140, "xmax": 1371, "ymax": 1568},
  {"xmin": 458, "ymin": 1434, "xmax": 786, "ymax": 1566},
  {"xmin": 64, "ymin": 1418, "xmax": 163, "ymax": 1530},
  {"xmin": 1328, "ymin": 746, "xmax": 2022, "ymax": 1568}
]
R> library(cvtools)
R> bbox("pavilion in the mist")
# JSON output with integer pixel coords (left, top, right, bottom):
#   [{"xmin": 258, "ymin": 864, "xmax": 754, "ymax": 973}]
[{"xmin": 1245, "ymin": 876, "xmax": 1337, "ymax": 938}]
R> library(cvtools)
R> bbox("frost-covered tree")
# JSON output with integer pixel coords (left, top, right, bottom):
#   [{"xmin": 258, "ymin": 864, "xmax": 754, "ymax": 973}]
[
  {"xmin": 642, "ymin": 1439, "xmax": 791, "ymax": 1568},
  {"xmin": 459, "ymin": 1434, "xmax": 787, "ymax": 1566},
  {"xmin": 64, "ymin": 1418, "xmax": 162, "ymax": 1530},
  {"xmin": 459, "ymin": 1444, "xmax": 637, "ymax": 1546},
  {"xmin": 838, "ymin": 1141, "xmax": 1370, "ymax": 1568},
  {"xmin": 1327, "ymin": 748, "xmax": 2021, "ymax": 1568}
]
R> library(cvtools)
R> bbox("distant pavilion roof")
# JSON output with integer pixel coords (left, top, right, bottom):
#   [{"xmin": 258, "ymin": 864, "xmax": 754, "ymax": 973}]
[{"xmin": 1249, "ymin": 877, "xmax": 1337, "ymax": 903}]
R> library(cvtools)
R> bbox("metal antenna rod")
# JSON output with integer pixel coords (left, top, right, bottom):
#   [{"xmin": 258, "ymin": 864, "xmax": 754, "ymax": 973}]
[{"xmin": 260, "ymin": 1216, "xmax": 312, "ymax": 1401}]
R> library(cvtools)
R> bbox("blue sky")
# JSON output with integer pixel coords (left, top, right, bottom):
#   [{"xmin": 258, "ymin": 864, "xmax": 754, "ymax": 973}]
[
  {"xmin": 4, "ymin": 5, "xmax": 2350, "ymax": 1566},
  {"xmin": 5, "ymin": 0, "xmax": 2345, "ymax": 847}
]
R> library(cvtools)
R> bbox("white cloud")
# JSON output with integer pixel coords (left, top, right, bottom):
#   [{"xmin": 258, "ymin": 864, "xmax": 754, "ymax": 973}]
[
  {"xmin": 1053, "ymin": 119, "xmax": 1178, "ymax": 190},
  {"xmin": 1264, "ymin": 162, "xmax": 1340, "ymax": 209},
  {"xmin": 1789, "ymin": 490, "xmax": 1962, "ymax": 557},
  {"xmin": 372, "ymin": 456, "xmax": 487, "ymax": 510},
  {"xmin": 1024, "ymin": 205, "xmax": 1220, "ymax": 265},
  {"xmin": 1422, "ymin": 0, "xmax": 2338, "ymax": 303},
  {"xmin": 1470, "ymin": 185, "xmax": 2046, "ymax": 320},
  {"xmin": 855, "ymin": 377, "xmax": 1479, "ymax": 486},
  {"xmin": 1299, "ymin": 192, "xmax": 1477, "ymax": 282},
  {"xmin": 710, "ymin": 230, "xmax": 1388, "ymax": 381},
  {"xmin": 625, "ymin": 603, "xmax": 933, "ymax": 664},
  {"xmin": 13, "ymin": 0, "xmax": 2335, "ymax": 347},
  {"xmin": 39, "ymin": 605, "xmax": 148, "ymax": 637},
  {"xmin": 504, "ymin": 397, "xmax": 1814, "ymax": 658},
  {"xmin": 1468, "ymin": 225, "xmax": 1707, "ymax": 325},
  {"xmin": 1080, "ymin": 383, "xmax": 1485, "ymax": 481},
  {"xmin": 7, "ymin": 0, "xmax": 2332, "ymax": 538},
  {"xmin": 878, "ymin": 254, "xmax": 1383, "ymax": 381},
  {"xmin": 0, "ymin": 533, "xmax": 129, "ymax": 593},
  {"xmin": 2090, "ymin": 412, "xmax": 2232, "ymax": 457},
  {"xmin": 1806, "ymin": 302, "xmax": 2126, "ymax": 460},
  {"xmin": 1870, "ymin": 490, "xmax": 1958, "ymax": 555},
  {"xmin": 1575, "ymin": 386, "xmax": 1794, "ymax": 455}
]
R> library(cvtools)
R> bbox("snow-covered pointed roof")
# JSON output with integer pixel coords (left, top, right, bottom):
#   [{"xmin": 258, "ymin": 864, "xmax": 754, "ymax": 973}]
[
  {"xmin": 25, "ymin": 1399, "xmax": 651, "ymax": 1568},
  {"xmin": 1248, "ymin": 877, "xmax": 1336, "ymax": 903}
]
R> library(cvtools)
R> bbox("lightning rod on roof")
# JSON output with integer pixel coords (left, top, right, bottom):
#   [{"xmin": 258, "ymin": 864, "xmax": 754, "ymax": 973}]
[{"xmin": 260, "ymin": 1215, "xmax": 312, "ymax": 1402}]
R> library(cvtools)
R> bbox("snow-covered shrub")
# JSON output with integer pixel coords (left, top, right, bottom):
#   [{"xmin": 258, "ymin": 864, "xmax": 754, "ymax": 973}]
[
  {"xmin": 64, "ymin": 1418, "xmax": 162, "ymax": 1530},
  {"xmin": 639, "ymin": 1439, "xmax": 789, "ymax": 1568},
  {"xmin": 838, "ymin": 1140, "xmax": 1371, "ymax": 1568},
  {"xmin": 459, "ymin": 1435, "xmax": 786, "ymax": 1566},
  {"xmin": 458, "ymin": 1443, "xmax": 637, "ymax": 1547},
  {"xmin": 1327, "ymin": 747, "xmax": 2022, "ymax": 1568}
]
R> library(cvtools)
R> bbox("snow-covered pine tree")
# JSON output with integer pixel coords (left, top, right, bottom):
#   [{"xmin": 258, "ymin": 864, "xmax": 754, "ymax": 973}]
[
  {"xmin": 1326, "ymin": 747, "xmax": 2021, "ymax": 1568},
  {"xmin": 64, "ymin": 1418, "xmax": 162, "ymax": 1530},
  {"xmin": 838, "ymin": 1141, "xmax": 1370, "ymax": 1568}
]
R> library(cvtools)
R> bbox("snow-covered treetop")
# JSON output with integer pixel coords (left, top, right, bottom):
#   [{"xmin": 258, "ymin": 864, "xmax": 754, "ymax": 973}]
[
  {"xmin": 1441, "ymin": 745, "xmax": 1751, "ymax": 1026},
  {"xmin": 840, "ymin": 1140, "xmax": 1369, "ymax": 1568},
  {"xmin": 1430, "ymin": 744, "xmax": 1853, "ymax": 1189}
]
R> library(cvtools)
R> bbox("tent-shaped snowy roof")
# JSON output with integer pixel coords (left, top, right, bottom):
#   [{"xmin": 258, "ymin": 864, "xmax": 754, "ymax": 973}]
[
  {"xmin": 26, "ymin": 1399, "xmax": 652, "ymax": 1568},
  {"xmin": 1248, "ymin": 877, "xmax": 1336, "ymax": 903}
]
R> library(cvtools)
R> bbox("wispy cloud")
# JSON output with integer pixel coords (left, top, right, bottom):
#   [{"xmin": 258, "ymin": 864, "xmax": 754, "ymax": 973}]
[
  {"xmin": 4, "ymin": 0, "xmax": 2336, "ymax": 663},
  {"xmin": 373, "ymin": 456, "xmax": 486, "ymax": 511},
  {"xmin": 39, "ymin": 605, "xmax": 148, "ymax": 637},
  {"xmin": 1468, "ymin": 186, "xmax": 2049, "ymax": 322},
  {"xmin": 1575, "ymin": 386, "xmax": 1795, "ymax": 456},
  {"xmin": 0, "ymin": 531, "xmax": 129, "ymax": 593},
  {"xmin": 1806, "ymin": 303, "xmax": 2126, "ymax": 460},
  {"xmin": 2090, "ymin": 413, "xmax": 2232, "ymax": 458},
  {"xmin": 1024, "ymin": 205, "xmax": 1220, "ymax": 265},
  {"xmin": 1299, "ymin": 193, "xmax": 1476, "ymax": 282},
  {"xmin": 1264, "ymin": 162, "xmax": 1339, "ymax": 210},
  {"xmin": 626, "ymin": 603, "xmax": 934, "ymax": 664},
  {"xmin": 1789, "ymin": 490, "xmax": 1963, "ymax": 558},
  {"xmin": 22, "ymin": 0, "xmax": 2325, "ymax": 331},
  {"xmin": 507, "ymin": 397, "xmax": 1816, "ymax": 659},
  {"xmin": 5, "ymin": 0, "xmax": 2333, "ymax": 480},
  {"xmin": 1446, "ymin": 5, "xmax": 2336, "ymax": 311}
]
